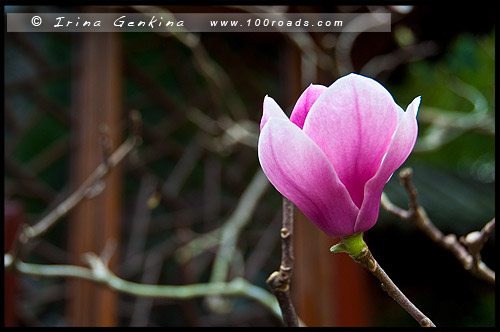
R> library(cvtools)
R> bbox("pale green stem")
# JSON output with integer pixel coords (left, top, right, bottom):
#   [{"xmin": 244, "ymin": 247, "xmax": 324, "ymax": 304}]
[
  {"xmin": 6, "ymin": 254, "xmax": 281, "ymax": 320},
  {"xmin": 209, "ymin": 169, "xmax": 269, "ymax": 283}
]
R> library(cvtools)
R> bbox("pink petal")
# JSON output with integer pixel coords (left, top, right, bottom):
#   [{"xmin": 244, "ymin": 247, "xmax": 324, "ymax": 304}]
[
  {"xmin": 260, "ymin": 95, "xmax": 289, "ymax": 131},
  {"xmin": 258, "ymin": 117, "xmax": 359, "ymax": 238},
  {"xmin": 354, "ymin": 97, "xmax": 420, "ymax": 233},
  {"xmin": 303, "ymin": 73, "xmax": 399, "ymax": 208},
  {"xmin": 290, "ymin": 84, "xmax": 327, "ymax": 129}
]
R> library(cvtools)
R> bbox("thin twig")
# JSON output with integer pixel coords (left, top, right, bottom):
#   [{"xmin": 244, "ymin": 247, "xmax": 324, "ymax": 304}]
[
  {"xmin": 353, "ymin": 248, "xmax": 435, "ymax": 327},
  {"xmin": 7, "ymin": 112, "xmax": 142, "ymax": 267},
  {"xmin": 176, "ymin": 169, "xmax": 270, "ymax": 281},
  {"xmin": 124, "ymin": 174, "xmax": 157, "ymax": 263},
  {"xmin": 333, "ymin": 233, "xmax": 435, "ymax": 327},
  {"xmin": 23, "ymin": 136, "xmax": 139, "ymax": 241},
  {"xmin": 205, "ymin": 169, "xmax": 269, "ymax": 312},
  {"xmin": 132, "ymin": 6, "xmax": 248, "ymax": 120},
  {"xmin": 130, "ymin": 240, "xmax": 176, "ymax": 326},
  {"xmin": 381, "ymin": 167, "xmax": 495, "ymax": 285},
  {"xmin": 266, "ymin": 197, "xmax": 299, "ymax": 327},
  {"xmin": 245, "ymin": 211, "xmax": 281, "ymax": 281},
  {"xmin": 209, "ymin": 169, "xmax": 269, "ymax": 282}
]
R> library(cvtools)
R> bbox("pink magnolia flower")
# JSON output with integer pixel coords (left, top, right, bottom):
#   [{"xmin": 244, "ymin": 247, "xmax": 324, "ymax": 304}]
[{"xmin": 258, "ymin": 73, "xmax": 420, "ymax": 239}]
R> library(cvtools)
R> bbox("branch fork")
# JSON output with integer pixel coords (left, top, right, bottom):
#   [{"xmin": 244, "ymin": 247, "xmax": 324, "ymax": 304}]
[{"xmin": 381, "ymin": 167, "xmax": 495, "ymax": 285}]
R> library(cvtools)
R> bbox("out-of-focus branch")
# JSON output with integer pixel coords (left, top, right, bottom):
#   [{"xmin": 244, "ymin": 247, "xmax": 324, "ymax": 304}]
[
  {"xmin": 4, "ymin": 253, "xmax": 281, "ymax": 320},
  {"xmin": 381, "ymin": 168, "xmax": 495, "ymax": 285},
  {"xmin": 335, "ymin": 7, "xmax": 393, "ymax": 75},
  {"xmin": 205, "ymin": 169, "xmax": 269, "ymax": 312},
  {"xmin": 132, "ymin": 6, "xmax": 248, "ymax": 119},
  {"xmin": 175, "ymin": 169, "xmax": 269, "ymax": 264},
  {"xmin": 266, "ymin": 197, "xmax": 299, "ymax": 327},
  {"xmin": 186, "ymin": 107, "xmax": 259, "ymax": 153},
  {"xmin": 414, "ymin": 76, "xmax": 493, "ymax": 153},
  {"xmin": 209, "ymin": 169, "xmax": 269, "ymax": 282},
  {"xmin": 360, "ymin": 40, "xmax": 439, "ymax": 79},
  {"xmin": 25, "ymin": 134, "xmax": 139, "ymax": 241},
  {"xmin": 8, "ymin": 111, "xmax": 142, "ymax": 262},
  {"xmin": 414, "ymin": 107, "xmax": 495, "ymax": 153}
]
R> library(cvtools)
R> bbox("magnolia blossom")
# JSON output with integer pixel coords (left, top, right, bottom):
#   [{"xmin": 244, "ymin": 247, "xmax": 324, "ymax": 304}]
[{"xmin": 258, "ymin": 73, "xmax": 420, "ymax": 239}]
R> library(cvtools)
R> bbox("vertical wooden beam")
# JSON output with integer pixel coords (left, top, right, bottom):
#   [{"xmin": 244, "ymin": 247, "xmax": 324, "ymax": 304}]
[
  {"xmin": 330, "ymin": 240, "xmax": 372, "ymax": 327},
  {"xmin": 292, "ymin": 208, "xmax": 338, "ymax": 326},
  {"xmin": 67, "ymin": 31, "xmax": 122, "ymax": 326},
  {"xmin": 292, "ymin": 194, "xmax": 372, "ymax": 327}
]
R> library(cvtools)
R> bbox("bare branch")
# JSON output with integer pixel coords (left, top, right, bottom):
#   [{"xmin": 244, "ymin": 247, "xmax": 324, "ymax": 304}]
[
  {"xmin": 206, "ymin": 170, "xmax": 269, "ymax": 312},
  {"xmin": 7, "ymin": 112, "xmax": 143, "ymax": 267},
  {"xmin": 266, "ymin": 197, "xmax": 299, "ymax": 327},
  {"xmin": 23, "ymin": 136, "xmax": 139, "ymax": 241},
  {"xmin": 354, "ymin": 248, "xmax": 435, "ymax": 327},
  {"xmin": 381, "ymin": 168, "xmax": 495, "ymax": 285},
  {"xmin": 5, "ymin": 254, "xmax": 281, "ymax": 320}
]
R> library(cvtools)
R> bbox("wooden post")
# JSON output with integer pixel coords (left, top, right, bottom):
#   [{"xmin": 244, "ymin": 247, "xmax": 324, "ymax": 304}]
[
  {"xmin": 292, "ymin": 209, "xmax": 372, "ymax": 327},
  {"xmin": 66, "ymin": 31, "xmax": 122, "ymax": 326}
]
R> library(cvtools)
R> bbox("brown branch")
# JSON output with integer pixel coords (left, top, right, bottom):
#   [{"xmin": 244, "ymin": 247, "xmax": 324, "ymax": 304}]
[
  {"xmin": 23, "ymin": 137, "xmax": 138, "ymax": 241},
  {"xmin": 353, "ymin": 247, "xmax": 435, "ymax": 327},
  {"xmin": 381, "ymin": 167, "xmax": 495, "ymax": 285},
  {"xmin": 266, "ymin": 197, "xmax": 299, "ymax": 327},
  {"xmin": 459, "ymin": 218, "xmax": 495, "ymax": 280}
]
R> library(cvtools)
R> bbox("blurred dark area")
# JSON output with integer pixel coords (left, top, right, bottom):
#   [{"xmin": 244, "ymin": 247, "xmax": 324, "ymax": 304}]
[{"xmin": 4, "ymin": 4, "xmax": 495, "ymax": 327}]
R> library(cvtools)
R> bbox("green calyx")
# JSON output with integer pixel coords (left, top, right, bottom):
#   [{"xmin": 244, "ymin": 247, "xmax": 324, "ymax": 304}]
[{"xmin": 330, "ymin": 232, "xmax": 367, "ymax": 259}]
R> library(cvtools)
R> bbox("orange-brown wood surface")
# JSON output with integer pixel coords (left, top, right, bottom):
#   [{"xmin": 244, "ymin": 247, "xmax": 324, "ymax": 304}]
[
  {"xmin": 66, "ymin": 31, "xmax": 122, "ymax": 327},
  {"xmin": 292, "ymin": 208, "xmax": 372, "ymax": 327}
]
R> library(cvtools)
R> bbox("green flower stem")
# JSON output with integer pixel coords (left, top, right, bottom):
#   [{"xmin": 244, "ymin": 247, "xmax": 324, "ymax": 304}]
[
  {"xmin": 331, "ymin": 233, "xmax": 436, "ymax": 327},
  {"xmin": 330, "ymin": 232, "xmax": 367, "ymax": 258}
]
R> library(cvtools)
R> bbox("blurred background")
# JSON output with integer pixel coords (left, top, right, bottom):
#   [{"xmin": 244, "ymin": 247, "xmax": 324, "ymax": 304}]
[{"xmin": 4, "ymin": 4, "xmax": 495, "ymax": 327}]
